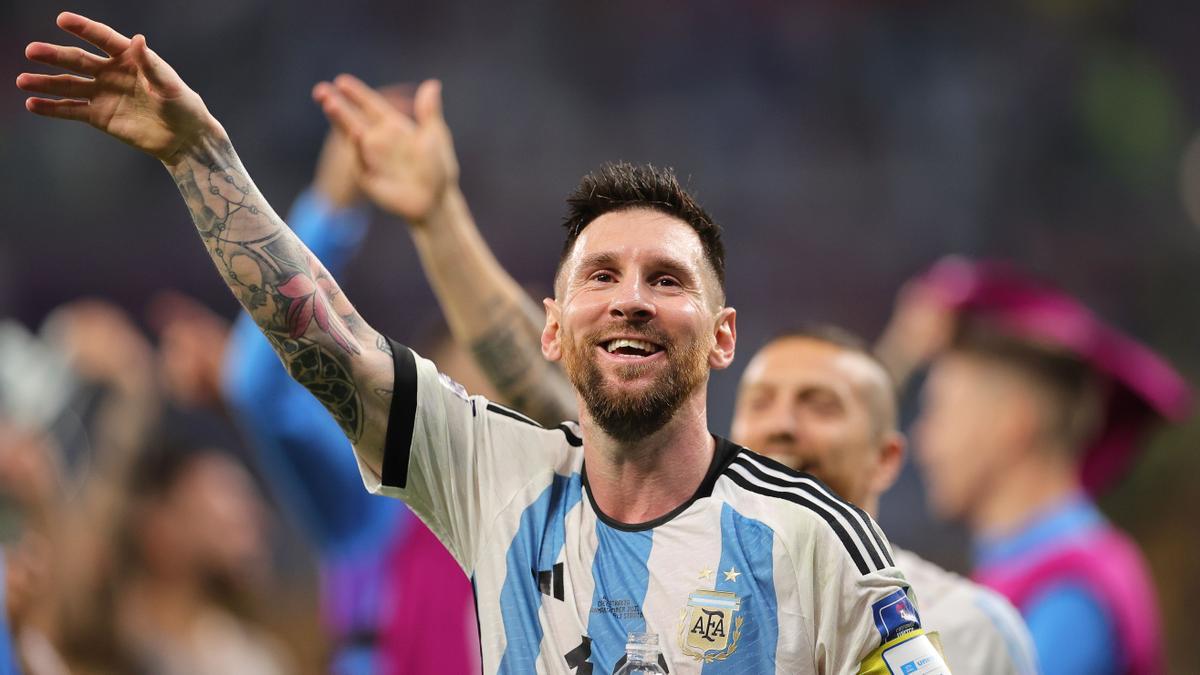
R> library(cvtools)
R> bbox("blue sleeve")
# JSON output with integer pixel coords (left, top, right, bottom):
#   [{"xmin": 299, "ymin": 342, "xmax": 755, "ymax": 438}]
[
  {"xmin": 0, "ymin": 553, "xmax": 20, "ymax": 675},
  {"xmin": 1026, "ymin": 584, "xmax": 1118, "ymax": 675},
  {"xmin": 222, "ymin": 189, "xmax": 402, "ymax": 556}
]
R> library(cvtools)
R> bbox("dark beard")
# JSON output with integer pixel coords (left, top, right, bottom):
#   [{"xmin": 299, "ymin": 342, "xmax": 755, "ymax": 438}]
[{"xmin": 562, "ymin": 325, "xmax": 709, "ymax": 443}]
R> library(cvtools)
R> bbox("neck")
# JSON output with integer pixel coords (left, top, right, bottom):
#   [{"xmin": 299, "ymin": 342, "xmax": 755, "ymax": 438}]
[
  {"xmin": 581, "ymin": 387, "xmax": 715, "ymax": 525},
  {"xmin": 862, "ymin": 495, "xmax": 881, "ymax": 520},
  {"xmin": 969, "ymin": 443, "xmax": 1082, "ymax": 536}
]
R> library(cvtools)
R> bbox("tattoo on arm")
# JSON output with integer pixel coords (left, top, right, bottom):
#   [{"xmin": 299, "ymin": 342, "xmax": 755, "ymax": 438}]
[
  {"xmin": 469, "ymin": 294, "xmax": 576, "ymax": 425},
  {"xmin": 377, "ymin": 334, "xmax": 393, "ymax": 356},
  {"xmin": 279, "ymin": 335, "xmax": 364, "ymax": 441},
  {"xmin": 168, "ymin": 139, "xmax": 380, "ymax": 443}
]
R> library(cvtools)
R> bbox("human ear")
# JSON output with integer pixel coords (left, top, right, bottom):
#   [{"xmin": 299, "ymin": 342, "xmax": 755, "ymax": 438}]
[
  {"xmin": 541, "ymin": 297, "xmax": 563, "ymax": 362},
  {"xmin": 708, "ymin": 307, "xmax": 737, "ymax": 370}
]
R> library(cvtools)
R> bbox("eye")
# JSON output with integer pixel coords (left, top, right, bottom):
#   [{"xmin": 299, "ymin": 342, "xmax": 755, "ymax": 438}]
[
  {"xmin": 590, "ymin": 271, "xmax": 615, "ymax": 283},
  {"xmin": 742, "ymin": 390, "xmax": 773, "ymax": 412},
  {"xmin": 800, "ymin": 390, "xmax": 843, "ymax": 417},
  {"xmin": 651, "ymin": 275, "xmax": 680, "ymax": 288}
]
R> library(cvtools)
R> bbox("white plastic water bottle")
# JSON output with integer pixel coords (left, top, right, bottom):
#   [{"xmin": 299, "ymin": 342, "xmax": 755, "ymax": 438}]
[{"xmin": 613, "ymin": 632, "xmax": 667, "ymax": 674}]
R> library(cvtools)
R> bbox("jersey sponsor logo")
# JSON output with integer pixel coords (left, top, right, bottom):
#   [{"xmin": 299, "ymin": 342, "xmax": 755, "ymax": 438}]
[
  {"xmin": 871, "ymin": 589, "xmax": 921, "ymax": 644},
  {"xmin": 678, "ymin": 589, "xmax": 744, "ymax": 662}
]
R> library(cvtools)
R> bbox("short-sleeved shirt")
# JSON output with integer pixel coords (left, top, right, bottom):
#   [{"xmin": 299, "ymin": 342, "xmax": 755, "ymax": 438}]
[
  {"xmin": 360, "ymin": 343, "xmax": 948, "ymax": 674},
  {"xmin": 893, "ymin": 549, "xmax": 1037, "ymax": 675}
]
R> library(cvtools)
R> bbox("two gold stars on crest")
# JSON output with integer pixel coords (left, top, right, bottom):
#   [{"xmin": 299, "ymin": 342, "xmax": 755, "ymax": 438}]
[{"xmin": 698, "ymin": 566, "xmax": 741, "ymax": 582}]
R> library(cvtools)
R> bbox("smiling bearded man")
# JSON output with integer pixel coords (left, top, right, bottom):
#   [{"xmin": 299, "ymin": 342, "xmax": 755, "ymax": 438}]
[
  {"xmin": 19, "ymin": 16, "xmax": 948, "ymax": 672},
  {"xmin": 562, "ymin": 311, "xmax": 708, "ymax": 442},
  {"xmin": 556, "ymin": 169, "xmax": 715, "ymax": 444}
]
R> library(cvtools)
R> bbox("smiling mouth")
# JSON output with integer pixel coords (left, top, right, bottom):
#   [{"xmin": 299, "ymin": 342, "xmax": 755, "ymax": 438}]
[{"xmin": 600, "ymin": 338, "xmax": 663, "ymax": 358}]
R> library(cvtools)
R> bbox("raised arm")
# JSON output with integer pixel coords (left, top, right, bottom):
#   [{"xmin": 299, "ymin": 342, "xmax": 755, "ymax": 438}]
[
  {"xmin": 220, "ymin": 128, "xmax": 404, "ymax": 553},
  {"xmin": 313, "ymin": 76, "xmax": 577, "ymax": 425},
  {"xmin": 18, "ymin": 13, "xmax": 393, "ymax": 473},
  {"xmin": 874, "ymin": 279, "xmax": 957, "ymax": 390}
]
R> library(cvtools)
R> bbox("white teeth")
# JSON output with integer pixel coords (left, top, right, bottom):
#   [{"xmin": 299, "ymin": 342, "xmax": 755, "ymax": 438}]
[{"xmin": 605, "ymin": 338, "xmax": 660, "ymax": 354}]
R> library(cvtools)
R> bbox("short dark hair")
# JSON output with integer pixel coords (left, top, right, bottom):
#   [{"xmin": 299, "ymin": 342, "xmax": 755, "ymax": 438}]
[
  {"xmin": 772, "ymin": 324, "xmax": 873, "ymax": 357},
  {"xmin": 951, "ymin": 320, "xmax": 1103, "ymax": 452},
  {"xmin": 557, "ymin": 162, "xmax": 725, "ymax": 298},
  {"xmin": 764, "ymin": 324, "xmax": 900, "ymax": 436}
]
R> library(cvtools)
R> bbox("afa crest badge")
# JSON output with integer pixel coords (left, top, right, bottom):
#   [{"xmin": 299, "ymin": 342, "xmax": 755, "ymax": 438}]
[{"xmin": 678, "ymin": 590, "xmax": 744, "ymax": 662}]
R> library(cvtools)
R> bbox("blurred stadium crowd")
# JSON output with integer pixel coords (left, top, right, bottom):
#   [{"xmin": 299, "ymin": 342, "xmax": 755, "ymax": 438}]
[{"xmin": 3, "ymin": 0, "xmax": 1200, "ymax": 673}]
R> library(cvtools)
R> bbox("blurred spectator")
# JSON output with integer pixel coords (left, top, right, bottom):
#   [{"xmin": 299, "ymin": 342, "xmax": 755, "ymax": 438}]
[
  {"xmin": 0, "ymin": 300, "xmax": 298, "ymax": 674},
  {"xmin": 879, "ymin": 257, "xmax": 1192, "ymax": 675},
  {"xmin": 148, "ymin": 290, "xmax": 234, "ymax": 410},
  {"xmin": 730, "ymin": 328, "xmax": 1039, "ymax": 675},
  {"xmin": 112, "ymin": 441, "xmax": 287, "ymax": 675},
  {"xmin": 0, "ymin": 421, "xmax": 57, "ymax": 675}
]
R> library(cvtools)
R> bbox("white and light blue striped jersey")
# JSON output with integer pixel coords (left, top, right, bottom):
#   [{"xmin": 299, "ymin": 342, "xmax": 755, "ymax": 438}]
[{"xmin": 358, "ymin": 343, "xmax": 948, "ymax": 674}]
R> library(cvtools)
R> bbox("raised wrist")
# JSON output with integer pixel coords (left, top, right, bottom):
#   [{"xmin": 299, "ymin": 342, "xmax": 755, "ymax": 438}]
[
  {"xmin": 411, "ymin": 183, "xmax": 465, "ymax": 229},
  {"xmin": 159, "ymin": 114, "xmax": 230, "ymax": 168},
  {"xmin": 314, "ymin": 184, "xmax": 365, "ymax": 210}
]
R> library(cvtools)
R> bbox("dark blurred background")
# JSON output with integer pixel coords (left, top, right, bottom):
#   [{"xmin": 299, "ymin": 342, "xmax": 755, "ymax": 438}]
[{"xmin": 4, "ymin": 0, "xmax": 1200, "ymax": 670}]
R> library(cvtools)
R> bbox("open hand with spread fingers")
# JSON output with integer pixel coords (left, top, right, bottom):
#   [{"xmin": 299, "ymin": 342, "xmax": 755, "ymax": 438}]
[
  {"xmin": 17, "ymin": 11, "xmax": 224, "ymax": 164},
  {"xmin": 16, "ymin": 12, "xmax": 398, "ymax": 476},
  {"xmin": 313, "ymin": 75, "xmax": 459, "ymax": 224}
]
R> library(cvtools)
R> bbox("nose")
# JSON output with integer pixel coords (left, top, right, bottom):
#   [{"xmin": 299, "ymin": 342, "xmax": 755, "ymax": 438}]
[
  {"xmin": 764, "ymin": 401, "xmax": 800, "ymax": 442},
  {"xmin": 609, "ymin": 279, "xmax": 656, "ymax": 323}
]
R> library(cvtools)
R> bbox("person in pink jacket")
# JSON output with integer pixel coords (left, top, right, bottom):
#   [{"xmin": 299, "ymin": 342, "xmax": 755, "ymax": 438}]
[{"xmin": 879, "ymin": 256, "xmax": 1192, "ymax": 675}]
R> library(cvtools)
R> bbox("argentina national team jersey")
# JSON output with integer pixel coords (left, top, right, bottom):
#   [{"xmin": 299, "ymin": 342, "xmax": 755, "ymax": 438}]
[{"xmin": 358, "ymin": 342, "xmax": 950, "ymax": 674}]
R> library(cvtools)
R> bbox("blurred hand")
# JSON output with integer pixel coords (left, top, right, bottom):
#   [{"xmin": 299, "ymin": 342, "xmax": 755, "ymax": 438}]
[
  {"xmin": 18, "ymin": 12, "xmax": 222, "ymax": 163},
  {"xmin": 146, "ymin": 291, "xmax": 230, "ymax": 409},
  {"xmin": 876, "ymin": 280, "xmax": 958, "ymax": 380},
  {"xmin": 312, "ymin": 128, "xmax": 365, "ymax": 209},
  {"xmin": 0, "ymin": 426, "xmax": 62, "ymax": 518},
  {"xmin": 6, "ymin": 531, "xmax": 52, "ymax": 629},
  {"xmin": 312, "ymin": 75, "xmax": 459, "ymax": 223},
  {"xmin": 311, "ymin": 85, "xmax": 416, "ymax": 208},
  {"xmin": 43, "ymin": 300, "xmax": 155, "ymax": 392}
]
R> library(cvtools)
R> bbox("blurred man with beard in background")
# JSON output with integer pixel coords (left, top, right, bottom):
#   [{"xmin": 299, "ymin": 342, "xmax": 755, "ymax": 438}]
[{"xmin": 730, "ymin": 327, "xmax": 1037, "ymax": 674}]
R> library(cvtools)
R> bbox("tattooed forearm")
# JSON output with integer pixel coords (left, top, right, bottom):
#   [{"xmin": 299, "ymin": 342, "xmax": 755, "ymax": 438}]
[
  {"xmin": 166, "ymin": 138, "xmax": 386, "ymax": 447},
  {"xmin": 469, "ymin": 294, "xmax": 577, "ymax": 425}
]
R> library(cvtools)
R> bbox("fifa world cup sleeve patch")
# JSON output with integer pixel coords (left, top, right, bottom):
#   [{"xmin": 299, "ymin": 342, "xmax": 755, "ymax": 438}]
[
  {"xmin": 871, "ymin": 588, "xmax": 922, "ymax": 643},
  {"xmin": 857, "ymin": 630, "xmax": 951, "ymax": 675}
]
